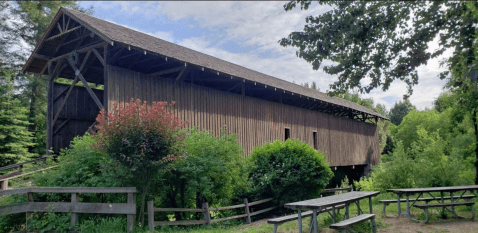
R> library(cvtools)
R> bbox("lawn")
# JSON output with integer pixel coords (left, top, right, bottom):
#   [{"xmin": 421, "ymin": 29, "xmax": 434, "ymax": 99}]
[{"xmin": 150, "ymin": 195, "xmax": 478, "ymax": 233}]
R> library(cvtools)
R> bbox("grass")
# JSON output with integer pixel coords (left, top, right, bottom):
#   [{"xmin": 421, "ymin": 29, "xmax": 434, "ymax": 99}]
[{"xmin": 146, "ymin": 194, "xmax": 478, "ymax": 233}]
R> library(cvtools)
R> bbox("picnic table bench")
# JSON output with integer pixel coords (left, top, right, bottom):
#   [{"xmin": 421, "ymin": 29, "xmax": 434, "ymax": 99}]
[
  {"xmin": 267, "ymin": 187, "xmax": 351, "ymax": 233},
  {"xmin": 387, "ymin": 185, "xmax": 478, "ymax": 223},
  {"xmin": 379, "ymin": 195, "xmax": 475, "ymax": 217},
  {"xmin": 284, "ymin": 191, "xmax": 380, "ymax": 233}
]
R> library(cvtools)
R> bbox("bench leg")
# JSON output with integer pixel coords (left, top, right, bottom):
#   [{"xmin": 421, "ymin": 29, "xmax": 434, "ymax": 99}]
[
  {"xmin": 471, "ymin": 204, "xmax": 475, "ymax": 220},
  {"xmin": 273, "ymin": 224, "xmax": 279, "ymax": 233},
  {"xmin": 424, "ymin": 208, "xmax": 429, "ymax": 223},
  {"xmin": 383, "ymin": 203, "xmax": 399, "ymax": 218},
  {"xmin": 371, "ymin": 217, "xmax": 377, "ymax": 233}
]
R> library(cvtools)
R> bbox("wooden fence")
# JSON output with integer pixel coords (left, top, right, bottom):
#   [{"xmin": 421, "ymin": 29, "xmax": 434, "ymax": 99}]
[
  {"xmin": 0, "ymin": 187, "xmax": 136, "ymax": 233},
  {"xmin": 0, "ymin": 156, "xmax": 55, "ymax": 190},
  {"xmin": 147, "ymin": 198, "xmax": 276, "ymax": 232}
]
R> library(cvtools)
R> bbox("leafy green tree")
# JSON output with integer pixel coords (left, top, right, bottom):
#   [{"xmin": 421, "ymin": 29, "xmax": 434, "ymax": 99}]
[
  {"xmin": 0, "ymin": 70, "xmax": 35, "ymax": 167},
  {"xmin": 248, "ymin": 139, "xmax": 333, "ymax": 208},
  {"xmin": 281, "ymin": 1, "xmax": 478, "ymax": 97},
  {"xmin": 389, "ymin": 99, "xmax": 415, "ymax": 126},
  {"xmin": 157, "ymin": 128, "xmax": 246, "ymax": 220},
  {"xmin": 1, "ymin": 1, "xmax": 93, "ymax": 155}
]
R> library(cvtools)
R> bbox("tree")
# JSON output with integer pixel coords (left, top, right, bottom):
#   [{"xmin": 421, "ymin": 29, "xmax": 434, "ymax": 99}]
[
  {"xmin": 0, "ymin": 69, "xmax": 35, "ymax": 167},
  {"xmin": 1, "ymin": 1, "xmax": 92, "ymax": 155},
  {"xmin": 93, "ymin": 99, "xmax": 186, "ymax": 225},
  {"xmin": 389, "ymin": 99, "xmax": 415, "ymax": 126},
  {"xmin": 280, "ymin": 1, "xmax": 478, "ymax": 97}
]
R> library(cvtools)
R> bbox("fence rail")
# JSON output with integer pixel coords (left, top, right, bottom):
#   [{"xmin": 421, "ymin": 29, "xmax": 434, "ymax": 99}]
[
  {"xmin": 148, "ymin": 197, "xmax": 276, "ymax": 232},
  {"xmin": 0, "ymin": 187, "xmax": 136, "ymax": 233}
]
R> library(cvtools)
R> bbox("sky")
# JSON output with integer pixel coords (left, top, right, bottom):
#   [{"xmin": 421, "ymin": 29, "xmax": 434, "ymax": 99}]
[{"xmin": 78, "ymin": 1, "xmax": 451, "ymax": 111}]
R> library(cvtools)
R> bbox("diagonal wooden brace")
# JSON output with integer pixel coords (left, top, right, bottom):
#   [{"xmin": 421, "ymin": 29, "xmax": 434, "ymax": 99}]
[
  {"xmin": 53, "ymin": 50, "xmax": 93, "ymax": 126},
  {"xmin": 67, "ymin": 54, "xmax": 104, "ymax": 110}
]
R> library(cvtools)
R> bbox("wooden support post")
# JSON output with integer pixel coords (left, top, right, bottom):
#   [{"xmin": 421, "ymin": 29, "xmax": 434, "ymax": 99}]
[
  {"xmin": 71, "ymin": 193, "xmax": 79, "ymax": 226},
  {"xmin": 298, "ymin": 210, "xmax": 302, "ymax": 233},
  {"xmin": 26, "ymin": 192, "xmax": 33, "ymax": 230},
  {"xmin": 202, "ymin": 202, "xmax": 211, "ymax": 226},
  {"xmin": 1, "ymin": 180, "xmax": 7, "ymax": 190},
  {"xmin": 345, "ymin": 203, "xmax": 349, "ymax": 219},
  {"xmin": 369, "ymin": 196, "xmax": 373, "ymax": 214},
  {"xmin": 103, "ymin": 44, "xmax": 108, "ymax": 113},
  {"xmin": 147, "ymin": 200, "xmax": 154, "ymax": 232},
  {"xmin": 127, "ymin": 193, "xmax": 135, "ymax": 233},
  {"xmin": 244, "ymin": 198, "xmax": 251, "ymax": 224}
]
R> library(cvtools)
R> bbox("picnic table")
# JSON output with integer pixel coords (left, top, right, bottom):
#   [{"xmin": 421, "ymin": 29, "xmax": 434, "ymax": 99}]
[
  {"xmin": 284, "ymin": 191, "xmax": 379, "ymax": 233},
  {"xmin": 387, "ymin": 185, "xmax": 478, "ymax": 222}
]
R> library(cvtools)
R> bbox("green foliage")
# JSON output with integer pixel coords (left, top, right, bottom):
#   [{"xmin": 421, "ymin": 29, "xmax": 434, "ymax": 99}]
[
  {"xmin": 247, "ymin": 139, "xmax": 333, "ymax": 207},
  {"xmin": 34, "ymin": 134, "xmax": 132, "ymax": 189},
  {"xmin": 0, "ymin": 71, "xmax": 35, "ymax": 167},
  {"xmin": 157, "ymin": 128, "xmax": 246, "ymax": 220},
  {"xmin": 78, "ymin": 217, "xmax": 126, "ymax": 233},
  {"xmin": 356, "ymin": 132, "xmax": 474, "ymax": 192},
  {"xmin": 389, "ymin": 99, "xmax": 415, "ymax": 126},
  {"xmin": 281, "ymin": 1, "xmax": 477, "ymax": 97},
  {"xmin": 27, "ymin": 207, "xmax": 75, "ymax": 233}
]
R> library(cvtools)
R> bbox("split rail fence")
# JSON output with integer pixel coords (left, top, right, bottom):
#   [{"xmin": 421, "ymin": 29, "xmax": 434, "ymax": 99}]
[
  {"xmin": 0, "ymin": 156, "xmax": 56, "ymax": 190},
  {"xmin": 0, "ymin": 187, "xmax": 136, "ymax": 233},
  {"xmin": 148, "ymin": 197, "xmax": 276, "ymax": 232}
]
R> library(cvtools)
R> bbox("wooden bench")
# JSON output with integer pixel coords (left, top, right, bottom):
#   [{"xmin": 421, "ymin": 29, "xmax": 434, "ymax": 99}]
[
  {"xmin": 379, "ymin": 195, "xmax": 475, "ymax": 217},
  {"xmin": 268, "ymin": 204, "xmax": 345, "ymax": 233},
  {"xmin": 414, "ymin": 202, "xmax": 475, "ymax": 223},
  {"xmin": 329, "ymin": 214, "xmax": 376, "ymax": 233}
]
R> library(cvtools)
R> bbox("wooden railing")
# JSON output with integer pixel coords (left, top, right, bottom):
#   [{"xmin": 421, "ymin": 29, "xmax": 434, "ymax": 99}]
[
  {"xmin": 0, "ymin": 156, "xmax": 55, "ymax": 190},
  {"xmin": 0, "ymin": 187, "xmax": 137, "ymax": 233},
  {"xmin": 147, "ymin": 198, "xmax": 276, "ymax": 232}
]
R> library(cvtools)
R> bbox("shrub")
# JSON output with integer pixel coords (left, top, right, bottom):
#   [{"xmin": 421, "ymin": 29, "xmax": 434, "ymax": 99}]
[
  {"xmin": 247, "ymin": 139, "xmax": 333, "ymax": 208},
  {"xmin": 156, "ymin": 128, "xmax": 247, "ymax": 220},
  {"xmin": 93, "ymin": 99, "xmax": 186, "ymax": 225}
]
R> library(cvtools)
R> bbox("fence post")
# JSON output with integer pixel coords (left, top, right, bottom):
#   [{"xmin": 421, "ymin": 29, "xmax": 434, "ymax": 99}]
[
  {"xmin": 71, "ymin": 193, "xmax": 79, "ymax": 226},
  {"xmin": 25, "ymin": 192, "xmax": 33, "ymax": 230},
  {"xmin": 148, "ymin": 201, "xmax": 154, "ymax": 232},
  {"xmin": 244, "ymin": 198, "xmax": 251, "ymax": 224},
  {"xmin": 1, "ymin": 180, "xmax": 7, "ymax": 190},
  {"xmin": 127, "ymin": 193, "xmax": 135, "ymax": 233},
  {"xmin": 202, "ymin": 202, "xmax": 211, "ymax": 226}
]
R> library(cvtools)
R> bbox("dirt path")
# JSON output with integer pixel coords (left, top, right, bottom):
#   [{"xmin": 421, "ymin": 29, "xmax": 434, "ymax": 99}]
[{"xmin": 378, "ymin": 217, "xmax": 478, "ymax": 233}]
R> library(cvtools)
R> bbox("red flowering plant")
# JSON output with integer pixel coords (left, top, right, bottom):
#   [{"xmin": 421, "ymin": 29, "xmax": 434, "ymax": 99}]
[{"xmin": 93, "ymin": 98, "xmax": 186, "ymax": 225}]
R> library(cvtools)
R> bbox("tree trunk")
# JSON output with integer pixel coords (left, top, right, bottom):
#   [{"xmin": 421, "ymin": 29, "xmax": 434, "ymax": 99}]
[
  {"xmin": 138, "ymin": 181, "xmax": 150, "ymax": 227},
  {"xmin": 473, "ymin": 109, "xmax": 478, "ymax": 185},
  {"xmin": 27, "ymin": 77, "xmax": 39, "ymax": 153}
]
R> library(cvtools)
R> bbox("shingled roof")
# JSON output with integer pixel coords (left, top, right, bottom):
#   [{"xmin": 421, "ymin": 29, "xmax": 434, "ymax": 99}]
[{"xmin": 23, "ymin": 7, "xmax": 387, "ymax": 120}]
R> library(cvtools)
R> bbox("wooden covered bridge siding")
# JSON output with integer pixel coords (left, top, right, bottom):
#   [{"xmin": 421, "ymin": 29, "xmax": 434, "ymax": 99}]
[
  {"xmin": 51, "ymin": 83, "xmax": 103, "ymax": 152},
  {"xmin": 106, "ymin": 66, "xmax": 379, "ymax": 166}
]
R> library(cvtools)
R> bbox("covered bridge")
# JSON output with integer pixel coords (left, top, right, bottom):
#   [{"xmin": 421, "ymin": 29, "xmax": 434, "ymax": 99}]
[{"xmin": 22, "ymin": 8, "xmax": 387, "ymax": 172}]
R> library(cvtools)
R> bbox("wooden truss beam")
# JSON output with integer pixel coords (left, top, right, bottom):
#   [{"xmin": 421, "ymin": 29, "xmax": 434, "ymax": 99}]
[
  {"xmin": 175, "ymin": 67, "xmax": 189, "ymax": 83},
  {"xmin": 46, "ymin": 26, "xmax": 81, "ymax": 41},
  {"xmin": 91, "ymin": 48, "xmax": 105, "ymax": 66},
  {"xmin": 67, "ymin": 52, "xmax": 104, "ymax": 110},
  {"xmin": 150, "ymin": 66, "xmax": 184, "ymax": 76},
  {"xmin": 52, "ymin": 50, "xmax": 93, "ymax": 126}
]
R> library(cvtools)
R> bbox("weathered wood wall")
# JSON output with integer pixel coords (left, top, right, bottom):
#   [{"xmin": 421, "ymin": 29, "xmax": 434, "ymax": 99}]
[
  {"xmin": 106, "ymin": 65, "xmax": 379, "ymax": 166},
  {"xmin": 52, "ymin": 83, "xmax": 103, "ymax": 153}
]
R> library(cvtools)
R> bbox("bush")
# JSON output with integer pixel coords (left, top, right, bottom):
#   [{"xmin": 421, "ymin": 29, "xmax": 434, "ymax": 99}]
[
  {"xmin": 247, "ymin": 139, "xmax": 333, "ymax": 207},
  {"xmin": 93, "ymin": 99, "xmax": 186, "ymax": 225},
  {"xmin": 156, "ymin": 128, "xmax": 247, "ymax": 220},
  {"xmin": 355, "ymin": 127, "xmax": 474, "ymax": 192}
]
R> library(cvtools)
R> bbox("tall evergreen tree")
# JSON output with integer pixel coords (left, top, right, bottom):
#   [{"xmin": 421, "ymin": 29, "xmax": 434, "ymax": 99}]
[
  {"xmin": 0, "ymin": 1, "xmax": 92, "ymax": 155},
  {"xmin": 0, "ymin": 69, "xmax": 35, "ymax": 167}
]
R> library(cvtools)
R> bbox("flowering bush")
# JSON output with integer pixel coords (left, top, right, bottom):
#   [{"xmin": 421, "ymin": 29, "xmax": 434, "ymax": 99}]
[{"xmin": 93, "ymin": 98, "xmax": 186, "ymax": 224}]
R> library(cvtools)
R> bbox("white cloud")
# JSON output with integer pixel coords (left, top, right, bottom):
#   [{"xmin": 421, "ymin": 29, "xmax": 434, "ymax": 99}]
[{"xmin": 94, "ymin": 1, "xmax": 452, "ymax": 111}]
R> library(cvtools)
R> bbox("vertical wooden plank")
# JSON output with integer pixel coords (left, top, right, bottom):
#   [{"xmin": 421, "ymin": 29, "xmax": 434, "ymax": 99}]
[
  {"xmin": 71, "ymin": 193, "xmax": 79, "ymax": 226},
  {"xmin": 127, "ymin": 193, "xmax": 135, "ymax": 233},
  {"xmin": 147, "ymin": 200, "xmax": 154, "ymax": 232}
]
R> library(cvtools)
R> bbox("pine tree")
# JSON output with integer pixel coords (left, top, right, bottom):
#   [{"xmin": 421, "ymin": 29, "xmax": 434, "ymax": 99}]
[{"xmin": 0, "ymin": 69, "xmax": 36, "ymax": 167}]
